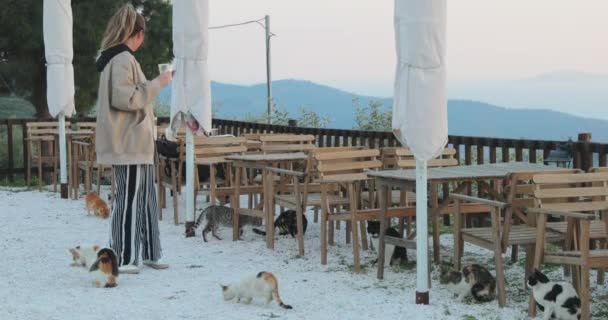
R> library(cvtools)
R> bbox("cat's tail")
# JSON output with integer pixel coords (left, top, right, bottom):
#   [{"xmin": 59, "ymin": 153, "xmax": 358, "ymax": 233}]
[
  {"xmin": 252, "ymin": 228, "xmax": 267, "ymax": 236},
  {"xmin": 258, "ymin": 272, "xmax": 292, "ymax": 310}
]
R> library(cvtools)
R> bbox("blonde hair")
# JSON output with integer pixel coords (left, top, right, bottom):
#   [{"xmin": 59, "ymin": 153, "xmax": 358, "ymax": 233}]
[{"xmin": 99, "ymin": 4, "xmax": 145, "ymax": 52}]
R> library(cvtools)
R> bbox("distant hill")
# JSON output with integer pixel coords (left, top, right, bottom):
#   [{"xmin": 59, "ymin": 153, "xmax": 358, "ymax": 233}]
[
  {"xmin": 0, "ymin": 96, "xmax": 36, "ymax": 118},
  {"xmin": 158, "ymin": 79, "xmax": 608, "ymax": 142}
]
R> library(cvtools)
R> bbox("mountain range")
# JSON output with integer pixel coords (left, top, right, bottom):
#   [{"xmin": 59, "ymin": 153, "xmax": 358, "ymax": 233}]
[{"xmin": 158, "ymin": 78, "xmax": 608, "ymax": 142}]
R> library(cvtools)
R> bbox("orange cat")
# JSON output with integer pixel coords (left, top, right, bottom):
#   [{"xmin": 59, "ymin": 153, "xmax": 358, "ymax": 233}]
[
  {"xmin": 221, "ymin": 271, "xmax": 292, "ymax": 309},
  {"xmin": 85, "ymin": 192, "xmax": 110, "ymax": 219}
]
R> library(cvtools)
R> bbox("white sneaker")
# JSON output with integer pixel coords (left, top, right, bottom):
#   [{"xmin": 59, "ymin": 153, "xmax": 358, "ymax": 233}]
[
  {"xmin": 143, "ymin": 259, "xmax": 169, "ymax": 269},
  {"xmin": 118, "ymin": 264, "xmax": 140, "ymax": 274}
]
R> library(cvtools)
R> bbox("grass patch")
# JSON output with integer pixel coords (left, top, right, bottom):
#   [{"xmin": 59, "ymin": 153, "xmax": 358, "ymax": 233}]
[
  {"xmin": 0, "ymin": 175, "xmax": 37, "ymax": 187},
  {"xmin": 462, "ymin": 315, "xmax": 477, "ymax": 320}
]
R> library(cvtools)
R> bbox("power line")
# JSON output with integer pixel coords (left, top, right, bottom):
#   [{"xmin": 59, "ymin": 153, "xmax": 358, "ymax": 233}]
[{"xmin": 209, "ymin": 17, "xmax": 276, "ymax": 37}]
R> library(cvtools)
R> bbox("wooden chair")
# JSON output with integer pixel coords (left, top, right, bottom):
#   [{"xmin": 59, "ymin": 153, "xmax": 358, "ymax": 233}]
[
  {"xmin": 25, "ymin": 122, "xmax": 68, "ymax": 192},
  {"xmin": 452, "ymin": 169, "xmax": 579, "ymax": 307},
  {"xmin": 193, "ymin": 136, "xmax": 247, "ymax": 208},
  {"xmin": 316, "ymin": 149, "xmax": 384, "ymax": 271},
  {"xmin": 267, "ymin": 146, "xmax": 366, "ymax": 255},
  {"xmin": 530, "ymin": 171, "xmax": 608, "ymax": 319}
]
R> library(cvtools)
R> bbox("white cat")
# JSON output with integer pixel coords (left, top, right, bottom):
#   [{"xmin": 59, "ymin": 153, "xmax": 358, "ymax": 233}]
[
  {"xmin": 527, "ymin": 269, "xmax": 581, "ymax": 320},
  {"xmin": 221, "ymin": 272, "xmax": 292, "ymax": 309},
  {"xmin": 69, "ymin": 244, "xmax": 101, "ymax": 268}
]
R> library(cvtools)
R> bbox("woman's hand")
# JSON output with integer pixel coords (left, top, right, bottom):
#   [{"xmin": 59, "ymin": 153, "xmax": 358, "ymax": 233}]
[{"xmin": 155, "ymin": 71, "xmax": 172, "ymax": 88}]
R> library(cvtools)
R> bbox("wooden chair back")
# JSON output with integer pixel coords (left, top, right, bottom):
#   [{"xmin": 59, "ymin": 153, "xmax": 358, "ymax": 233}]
[
  {"xmin": 394, "ymin": 147, "xmax": 458, "ymax": 169},
  {"xmin": 314, "ymin": 149, "xmax": 382, "ymax": 182},
  {"xmin": 532, "ymin": 171, "xmax": 608, "ymax": 213},
  {"xmin": 259, "ymin": 134, "xmax": 316, "ymax": 154},
  {"xmin": 26, "ymin": 122, "xmax": 67, "ymax": 138},
  {"xmin": 191, "ymin": 136, "xmax": 247, "ymax": 163},
  {"xmin": 75, "ymin": 122, "xmax": 96, "ymax": 132}
]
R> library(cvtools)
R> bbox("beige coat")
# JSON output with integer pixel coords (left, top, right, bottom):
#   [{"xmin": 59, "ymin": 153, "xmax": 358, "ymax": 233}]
[{"xmin": 95, "ymin": 52, "xmax": 160, "ymax": 165}]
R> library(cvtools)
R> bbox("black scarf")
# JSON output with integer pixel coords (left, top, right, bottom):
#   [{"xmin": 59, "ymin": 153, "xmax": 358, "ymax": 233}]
[{"xmin": 95, "ymin": 44, "xmax": 134, "ymax": 72}]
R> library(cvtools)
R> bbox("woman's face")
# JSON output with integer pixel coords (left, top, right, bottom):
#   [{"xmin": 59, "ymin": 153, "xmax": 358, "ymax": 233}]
[{"xmin": 132, "ymin": 30, "xmax": 145, "ymax": 51}]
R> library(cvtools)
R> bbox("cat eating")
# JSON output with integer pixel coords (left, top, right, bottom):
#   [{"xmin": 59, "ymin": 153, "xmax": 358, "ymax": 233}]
[
  {"xmin": 85, "ymin": 192, "xmax": 110, "ymax": 219},
  {"xmin": 186, "ymin": 205, "xmax": 261, "ymax": 241},
  {"xmin": 440, "ymin": 264, "xmax": 496, "ymax": 302},
  {"xmin": 527, "ymin": 269, "xmax": 581, "ymax": 320},
  {"xmin": 221, "ymin": 271, "xmax": 292, "ymax": 309},
  {"xmin": 366, "ymin": 220, "xmax": 408, "ymax": 267},
  {"xmin": 252, "ymin": 210, "xmax": 308, "ymax": 238},
  {"xmin": 89, "ymin": 248, "xmax": 119, "ymax": 288}
]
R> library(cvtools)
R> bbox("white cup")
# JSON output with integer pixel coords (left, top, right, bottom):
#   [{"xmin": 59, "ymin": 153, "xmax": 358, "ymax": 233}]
[{"xmin": 158, "ymin": 63, "xmax": 172, "ymax": 74}]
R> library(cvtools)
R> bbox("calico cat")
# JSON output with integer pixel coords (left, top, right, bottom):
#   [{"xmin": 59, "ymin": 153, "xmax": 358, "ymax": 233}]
[
  {"xmin": 440, "ymin": 264, "xmax": 496, "ymax": 302},
  {"xmin": 252, "ymin": 210, "xmax": 308, "ymax": 238},
  {"xmin": 69, "ymin": 244, "xmax": 101, "ymax": 268},
  {"xmin": 89, "ymin": 248, "xmax": 119, "ymax": 288},
  {"xmin": 527, "ymin": 269, "xmax": 581, "ymax": 320},
  {"xmin": 221, "ymin": 271, "xmax": 292, "ymax": 309},
  {"xmin": 366, "ymin": 221, "xmax": 408, "ymax": 267},
  {"xmin": 186, "ymin": 205, "xmax": 261, "ymax": 241},
  {"xmin": 85, "ymin": 192, "xmax": 110, "ymax": 219}
]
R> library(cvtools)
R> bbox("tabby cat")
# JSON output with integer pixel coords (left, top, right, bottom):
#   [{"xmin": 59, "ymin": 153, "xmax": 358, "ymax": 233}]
[
  {"xmin": 252, "ymin": 210, "xmax": 308, "ymax": 238},
  {"xmin": 440, "ymin": 264, "xmax": 496, "ymax": 302},
  {"xmin": 186, "ymin": 205, "xmax": 261, "ymax": 241}
]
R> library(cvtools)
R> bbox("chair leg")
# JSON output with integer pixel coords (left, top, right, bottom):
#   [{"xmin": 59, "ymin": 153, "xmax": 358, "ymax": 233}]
[
  {"xmin": 320, "ymin": 184, "xmax": 328, "ymax": 265},
  {"xmin": 349, "ymin": 183, "xmax": 361, "ymax": 273},
  {"xmin": 53, "ymin": 140, "xmax": 58, "ymax": 192},
  {"xmin": 580, "ymin": 265, "xmax": 590, "ymax": 320},
  {"xmin": 170, "ymin": 161, "xmax": 179, "ymax": 225},
  {"xmin": 345, "ymin": 220, "xmax": 351, "ymax": 244},
  {"xmin": 336, "ymin": 220, "xmax": 340, "ymax": 230},
  {"xmin": 328, "ymin": 219, "xmax": 334, "ymax": 246},
  {"xmin": 313, "ymin": 208, "xmax": 318, "ymax": 223},
  {"xmin": 37, "ymin": 142, "xmax": 43, "ymax": 192},
  {"xmin": 26, "ymin": 142, "xmax": 32, "ymax": 187}
]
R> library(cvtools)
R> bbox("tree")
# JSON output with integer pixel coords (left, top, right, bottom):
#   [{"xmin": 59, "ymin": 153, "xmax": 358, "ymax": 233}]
[
  {"xmin": 353, "ymin": 96, "xmax": 392, "ymax": 131},
  {"xmin": 0, "ymin": 0, "xmax": 172, "ymax": 118}
]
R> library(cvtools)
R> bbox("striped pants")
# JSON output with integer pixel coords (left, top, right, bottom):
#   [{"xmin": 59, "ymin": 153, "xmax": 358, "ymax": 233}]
[{"xmin": 110, "ymin": 164, "xmax": 162, "ymax": 266}]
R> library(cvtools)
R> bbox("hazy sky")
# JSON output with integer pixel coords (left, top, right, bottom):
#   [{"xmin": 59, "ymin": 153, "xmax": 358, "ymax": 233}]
[{"xmin": 208, "ymin": 0, "xmax": 608, "ymax": 96}]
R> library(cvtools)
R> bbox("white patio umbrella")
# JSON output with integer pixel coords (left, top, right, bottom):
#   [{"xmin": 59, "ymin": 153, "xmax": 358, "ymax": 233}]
[
  {"xmin": 392, "ymin": 0, "xmax": 447, "ymax": 304},
  {"xmin": 43, "ymin": 0, "xmax": 76, "ymax": 199},
  {"xmin": 171, "ymin": 0, "xmax": 212, "ymax": 231}
]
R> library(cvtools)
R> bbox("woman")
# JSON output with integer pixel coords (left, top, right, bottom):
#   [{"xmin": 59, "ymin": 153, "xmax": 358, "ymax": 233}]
[{"xmin": 95, "ymin": 4, "xmax": 172, "ymax": 274}]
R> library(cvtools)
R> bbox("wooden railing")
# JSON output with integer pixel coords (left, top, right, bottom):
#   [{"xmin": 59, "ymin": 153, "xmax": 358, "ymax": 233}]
[{"xmin": 1, "ymin": 117, "xmax": 607, "ymax": 182}]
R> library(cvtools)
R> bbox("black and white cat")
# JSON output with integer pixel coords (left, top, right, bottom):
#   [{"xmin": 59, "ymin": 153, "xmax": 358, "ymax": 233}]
[
  {"xmin": 252, "ymin": 210, "xmax": 308, "ymax": 238},
  {"xmin": 440, "ymin": 264, "xmax": 496, "ymax": 302},
  {"xmin": 186, "ymin": 205, "xmax": 261, "ymax": 241},
  {"xmin": 527, "ymin": 269, "xmax": 581, "ymax": 320},
  {"xmin": 366, "ymin": 221, "xmax": 408, "ymax": 267}
]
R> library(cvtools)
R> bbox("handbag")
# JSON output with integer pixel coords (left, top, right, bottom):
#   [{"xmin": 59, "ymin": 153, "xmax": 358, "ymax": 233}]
[{"xmin": 155, "ymin": 134, "xmax": 180, "ymax": 159}]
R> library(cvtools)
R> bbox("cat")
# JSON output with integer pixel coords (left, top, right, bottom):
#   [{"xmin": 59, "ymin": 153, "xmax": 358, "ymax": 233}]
[
  {"xmin": 221, "ymin": 271, "xmax": 292, "ymax": 309},
  {"xmin": 186, "ymin": 205, "xmax": 261, "ymax": 241},
  {"xmin": 69, "ymin": 244, "xmax": 101, "ymax": 268},
  {"xmin": 527, "ymin": 269, "xmax": 581, "ymax": 320},
  {"xmin": 252, "ymin": 210, "xmax": 308, "ymax": 238},
  {"xmin": 89, "ymin": 248, "xmax": 119, "ymax": 288},
  {"xmin": 366, "ymin": 220, "xmax": 408, "ymax": 267},
  {"xmin": 85, "ymin": 192, "xmax": 110, "ymax": 219},
  {"xmin": 440, "ymin": 264, "xmax": 496, "ymax": 302}
]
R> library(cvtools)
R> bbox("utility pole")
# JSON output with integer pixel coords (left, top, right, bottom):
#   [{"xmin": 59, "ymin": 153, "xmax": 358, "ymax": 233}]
[{"xmin": 265, "ymin": 15, "xmax": 273, "ymax": 124}]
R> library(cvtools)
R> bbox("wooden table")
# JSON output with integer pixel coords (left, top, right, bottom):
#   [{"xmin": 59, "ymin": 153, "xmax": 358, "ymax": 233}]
[
  {"xmin": 226, "ymin": 152, "xmax": 309, "ymax": 249},
  {"xmin": 367, "ymin": 162, "xmax": 568, "ymax": 269}
]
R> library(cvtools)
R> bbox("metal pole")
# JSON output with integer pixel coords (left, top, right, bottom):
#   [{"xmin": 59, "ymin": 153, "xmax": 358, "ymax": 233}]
[
  {"xmin": 58, "ymin": 114, "xmax": 68, "ymax": 198},
  {"xmin": 415, "ymin": 159, "xmax": 429, "ymax": 304},
  {"xmin": 186, "ymin": 129, "xmax": 195, "ymax": 227},
  {"xmin": 265, "ymin": 15, "xmax": 273, "ymax": 124}
]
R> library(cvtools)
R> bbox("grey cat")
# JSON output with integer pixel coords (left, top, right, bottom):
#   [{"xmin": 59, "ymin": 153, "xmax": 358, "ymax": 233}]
[{"xmin": 186, "ymin": 205, "xmax": 261, "ymax": 241}]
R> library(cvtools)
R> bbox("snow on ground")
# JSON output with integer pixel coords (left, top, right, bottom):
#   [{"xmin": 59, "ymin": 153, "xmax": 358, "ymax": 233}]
[{"xmin": 1, "ymin": 187, "xmax": 606, "ymax": 320}]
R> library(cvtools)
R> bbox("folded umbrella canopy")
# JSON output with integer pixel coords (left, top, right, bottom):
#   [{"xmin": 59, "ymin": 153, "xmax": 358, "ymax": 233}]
[
  {"xmin": 171, "ymin": 0, "xmax": 212, "ymax": 230},
  {"xmin": 392, "ymin": 0, "xmax": 447, "ymax": 304},
  {"xmin": 44, "ymin": 0, "xmax": 76, "ymax": 198}
]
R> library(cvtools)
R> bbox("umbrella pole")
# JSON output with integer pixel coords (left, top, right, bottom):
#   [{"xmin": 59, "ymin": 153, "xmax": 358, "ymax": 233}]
[
  {"xmin": 185, "ymin": 128, "xmax": 195, "ymax": 234},
  {"xmin": 415, "ymin": 159, "xmax": 429, "ymax": 304},
  {"xmin": 58, "ymin": 114, "xmax": 68, "ymax": 199}
]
